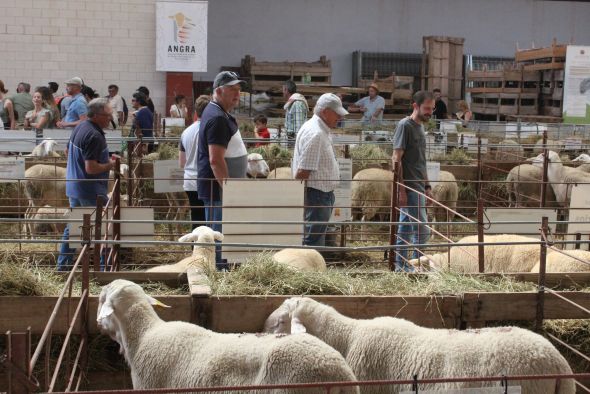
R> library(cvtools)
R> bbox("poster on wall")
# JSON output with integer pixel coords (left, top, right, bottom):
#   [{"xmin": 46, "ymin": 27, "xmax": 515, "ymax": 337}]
[
  {"xmin": 563, "ymin": 45, "xmax": 590, "ymax": 124},
  {"xmin": 155, "ymin": 1, "xmax": 207, "ymax": 72}
]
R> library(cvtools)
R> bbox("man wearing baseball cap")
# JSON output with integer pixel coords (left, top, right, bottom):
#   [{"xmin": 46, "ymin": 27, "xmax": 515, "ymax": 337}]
[
  {"xmin": 348, "ymin": 82, "xmax": 385, "ymax": 125},
  {"xmin": 292, "ymin": 93, "xmax": 348, "ymax": 246},
  {"xmin": 196, "ymin": 71, "xmax": 248, "ymax": 269},
  {"xmin": 57, "ymin": 76, "xmax": 87, "ymax": 128}
]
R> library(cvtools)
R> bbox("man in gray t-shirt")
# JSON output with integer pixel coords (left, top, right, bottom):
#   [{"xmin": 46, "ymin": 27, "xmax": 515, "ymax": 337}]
[{"xmin": 391, "ymin": 90, "xmax": 435, "ymax": 272}]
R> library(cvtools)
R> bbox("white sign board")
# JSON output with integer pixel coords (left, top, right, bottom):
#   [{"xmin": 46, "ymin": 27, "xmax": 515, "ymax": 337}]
[
  {"xmin": 426, "ymin": 134, "xmax": 447, "ymax": 160},
  {"xmin": 162, "ymin": 117, "xmax": 186, "ymax": 129},
  {"xmin": 332, "ymin": 133, "xmax": 362, "ymax": 145},
  {"xmin": 426, "ymin": 161, "xmax": 441, "ymax": 188},
  {"xmin": 484, "ymin": 208, "xmax": 557, "ymax": 235},
  {"xmin": 505, "ymin": 123, "xmax": 547, "ymax": 139},
  {"xmin": 331, "ymin": 158, "xmax": 352, "ymax": 222},
  {"xmin": 67, "ymin": 207, "xmax": 155, "ymax": 248},
  {"xmin": 401, "ymin": 386, "xmax": 520, "ymax": 394},
  {"xmin": 564, "ymin": 137, "xmax": 583, "ymax": 151},
  {"xmin": 563, "ymin": 45, "xmax": 590, "ymax": 123},
  {"xmin": 566, "ymin": 184, "xmax": 590, "ymax": 250},
  {"xmin": 0, "ymin": 157, "xmax": 25, "ymax": 182},
  {"xmin": 439, "ymin": 120, "xmax": 462, "ymax": 134},
  {"xmin": 105, "ymin": 130, "xmax": 123, "ymax": 153},
  {"xmin": 153, "ymin": 160, "xmax": 184, "ymax": 193},
  {"xmin": 43, "ymin": 129, "xmax": 71, "ymax": 151},
  {"xmin": 460, "ymin": 135, "xmax": 488, "ymax": 154},
  {"xmin": 156, "ymin": 1, "xmax": 208, "ymax": 72},
  {"xmin": 222, "ymin": 179, "xmax": 304, "ymax": 261},
  {"xmin": 0, "ymin": 130, "xmax": 36, "ymax": 152}
]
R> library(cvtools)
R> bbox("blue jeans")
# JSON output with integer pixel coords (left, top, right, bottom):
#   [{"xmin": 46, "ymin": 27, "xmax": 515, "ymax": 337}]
[
  {"xmin": 202, "ymin": 199, "xmax": 226, "ymax": 270},
  {"xmin": 57, "ymin": 197, "xmax": 104, "ymax": 271},
  {"xmin": 303, "ymin": 188, "xmax": 335, "ymax": 247},
  {"xmin": 395, "ymin": 190, "xmax": 430, "ymax": 272}
]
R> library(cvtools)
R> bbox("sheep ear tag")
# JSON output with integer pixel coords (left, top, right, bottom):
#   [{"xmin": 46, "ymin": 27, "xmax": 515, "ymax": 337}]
[
  {"xmin": 291, "ymin": 317, "xmax": 307, "ymax": 334},
  {"xmin": 97, "ymin": 300, "xmax": 114, "ymax": 321},
  {"xmin": 147, "ymin": 295, "xmax": 171, "ymax": 308}
]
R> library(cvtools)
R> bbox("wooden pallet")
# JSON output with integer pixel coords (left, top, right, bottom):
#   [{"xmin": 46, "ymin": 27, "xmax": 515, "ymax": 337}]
[
  {"xmin": 515, "ymin": 39, "xmax": 567, "ymax": 71},
  {"xmin": 472, "ymin": 92, "xmax": 539, "ymax": 119},
  {"xmin": 242, "ymin": 55, "xmax": 332, "ymax": 92}
]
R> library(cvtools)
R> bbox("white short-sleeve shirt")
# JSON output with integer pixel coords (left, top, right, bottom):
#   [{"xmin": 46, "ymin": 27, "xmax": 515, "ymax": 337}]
[{"xmin": 292, "ymin": 114, "xmax": 339, "ymax": 192}]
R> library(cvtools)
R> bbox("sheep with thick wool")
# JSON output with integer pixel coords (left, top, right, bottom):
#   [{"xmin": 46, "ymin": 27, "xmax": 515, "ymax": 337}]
[
  {"xmin": 494, "ymin": 139, "xmax": 523, "ymax": 161},
  {"xmin": 428, "ymin": 170, "xmax": 458, "ymax": 225},
  {"xmin": 410, "ymin": 234, "xmax": 540, "ymax": 273},
  {"xmin": 533, "ymin": 138, "xmax": 562, "ymax": 154},
  {"xmin": 351, "ymin": 168, "xmax": 392, "ymax": 240},
  {"xmin": 530, "ymin": 150, "xmax": 590, "ymax": 205},
  {"xmin": 530, "ymin": 249, "xmax": 590, "ymax": 272},
  {"xmin": 146, "ymin": 226, "xmax": 222, "ymax": 273},
  {"xmin": 247, "ymin": 152, "xmax": 270, "ymax": 178},
  {"xmin": 272, "ymin": 248, "xmax": 327, "ymax": 272},
  {"xmin": 505, "ymin": 164, "xmax": 558, "ymax": 207},
  {"xmin": 264, "ymin": 297, "xmax": 574, "ymax": 394},
  {"xmin": 97, "ymin": 280, "xmax": 359, "ymax": 393},
  {"xmin": 31, "ymin": 205, "xmax": 67, "ymax": 237}
]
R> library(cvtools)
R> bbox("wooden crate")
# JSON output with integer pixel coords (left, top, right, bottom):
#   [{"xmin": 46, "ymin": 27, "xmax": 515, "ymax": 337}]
[
  {"xmin": 515, "ymin": 39, "xmax": 567, "ymax": 71},
  {"xmin": 242, "ymin": 55, "xmax": 332, "ymax": 93},
  {"xmin": 357, "ymin": 71, "xmax": 414, "ymax": 112},
  {"xmin": 422, "ymin": 36, "xmax": 464, "ymax": 113},
  {"xmin": 467, "ymin": 66, "xmax": 539, "ymax": 95}
]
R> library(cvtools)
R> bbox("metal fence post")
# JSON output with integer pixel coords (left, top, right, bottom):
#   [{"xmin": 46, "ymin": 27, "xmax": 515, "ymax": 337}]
[
  {"xmin": 5, "ymin": 330, "xmax": 33, "ymax": 394},
  {"xmin": 388, "ymin": 162, "xmax": 400, "ymax": 271},
  {"xmin": 536, "ymin": 216, "xmax": 549, "ymax": 331},
  {"xmin": 540, "ymin": 130, "xmax": 548, "ymax": 207},
  {"xmin": 477, "ymin": 198, "xmax": 485, "ymax": 273}
]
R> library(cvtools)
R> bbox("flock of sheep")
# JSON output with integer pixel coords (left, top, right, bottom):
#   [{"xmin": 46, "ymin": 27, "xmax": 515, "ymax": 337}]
[{"xmin": 97, "ymin": 278, "xmax": 575, "ymax": 393}]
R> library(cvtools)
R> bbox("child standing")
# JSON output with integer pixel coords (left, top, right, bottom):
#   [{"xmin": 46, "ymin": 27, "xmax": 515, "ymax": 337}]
[{"xmin": 253, "ymin": 114, "xmax": 270, "ymax": 147}]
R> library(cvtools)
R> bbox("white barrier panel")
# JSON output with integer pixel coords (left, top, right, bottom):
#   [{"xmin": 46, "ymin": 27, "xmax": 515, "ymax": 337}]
[
  {"xmin": 105, "ymin": 129, "xmax": 123, "ymax": 153},
  {"xmin": 42, "ymin": 129, "xmax": 71, "ymax": 151},
  {"xmin": 332, "ymin": 133, "xmax": 362, "ymax": 144},
  {"xmin": 567, "ymin": 184, "xmax": 590, "ymax": 250},
  {"xmin": 427, "ymin": 161, "xmax": 440, "ymax": 188},
  {"xmin": 484, "ymin": 208, "xmax": 557, "ymax": 235},
  {"xmin": 331, "ymin": 158, "xmax": 352, "ymax": 222},
  {"xmin": 0, "ymin": 157, "xmax": 25, "ymax": 182},
  {"xmin": 0, "ymin": 130, "xmax": 36, "ymax": 152},
  {"xmin": 153, "ymin": 160, "xmax": 184, "ymax": 193},
  {"xmin": 162, "ymin": 118, "xmax": 185, "ymax": 128},
  {"xmin": 439, "ymin": 120, "xmax": 462, "ymax": 134},
  {"xmin": 222, "ymin": 179, "xmax": 304, "ymax": 261},
  {"xmin": 426, "ymin": 133, "xmax": 447, "ymax": 160},
  {"xmin": 505, "ymin": 123, "xmax": 547, "ymax": 139},
  {"xmin": 67, "ymin": 207, "xmax": 155, "ymax": 248},
  {"xmin": 460, "ymin": 134, "xmax": 488, "ymax": 154}
]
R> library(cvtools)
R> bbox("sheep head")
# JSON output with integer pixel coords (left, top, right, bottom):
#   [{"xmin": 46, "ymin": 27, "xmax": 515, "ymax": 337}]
[
  {"xmin": 41, "ymin": 139, "xmax": 57, "ymax": 156},
  {"xmin": 247, "ymin": 153, "xmax": 270, "ymax": 178},
  {"xmin": 263, "ymin": 297, "xmax": 307, "ymax": 335},
  {"xmin": 528, "ymin": 150, "xmax": 561, "ymax": 168},
  {"xmin": 178, "ymin": 226, "xmax": 224, "ymax": 243},
  {"xmin": 572, "ymin": 153, "xmax": 590, "ymax": 163}
]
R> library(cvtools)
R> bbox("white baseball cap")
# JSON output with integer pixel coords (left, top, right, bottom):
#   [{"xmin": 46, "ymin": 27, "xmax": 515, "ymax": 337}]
[{"xmin": 316, "ymin": 93, "xmax": 349, "ymax": 116}]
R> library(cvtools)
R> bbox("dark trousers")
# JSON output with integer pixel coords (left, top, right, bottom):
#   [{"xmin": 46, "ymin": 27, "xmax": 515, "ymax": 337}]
[{"xmin": 185, "ymin": 190, "xmax": 205, "ymax": 230}]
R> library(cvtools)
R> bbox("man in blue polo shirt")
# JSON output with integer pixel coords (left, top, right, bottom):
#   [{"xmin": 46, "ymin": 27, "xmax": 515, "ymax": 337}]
[
  {"xmin": 197, "ymin": 71, "xmax": 248, "ymax": 269},
  {"xmin": 57, "ymin": 98, "xmax": 117, "ymax": 271},
  {"xmin": 57, "ymin": 77, "xmax": 88, "ymax": 128}
]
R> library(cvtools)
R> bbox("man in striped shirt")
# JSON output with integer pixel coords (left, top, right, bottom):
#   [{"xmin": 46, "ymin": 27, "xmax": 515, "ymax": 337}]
[
  {"xmin": 293, "ymin": 93, "xmax": 348, "ymax": 246},
  {"xmin": 283, "ymin": 80, "xmax": 308, "ymax": 142}
]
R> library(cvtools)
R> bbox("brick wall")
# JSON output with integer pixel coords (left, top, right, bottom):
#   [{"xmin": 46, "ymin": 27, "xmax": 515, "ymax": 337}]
[{"xmin": 0, "ymin": 0, "xmax": 166, "ymax": 113}]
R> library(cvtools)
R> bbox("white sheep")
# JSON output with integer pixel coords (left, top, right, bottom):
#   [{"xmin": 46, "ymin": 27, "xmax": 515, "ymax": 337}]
[
  {"xmin": 146, "ymin": 226, "xmax": 222, "ymax": 273},
  {"xmin": 530, "ymin": 150, "xmax": 590, "ymax": 205},
  {"xmin": 530, "ymin": 249, "xmax": 590, "ymax": 272},
  {"xmin": 23, "ymin": 164, "xmax": 67, "ymax": 238},
  {"xmin": 267, "ymin": 166, "xmax": 293, "ymax": 179},
  {"xmin": 272, "ymin": 248, "xmax": 327, "ymax": 272},
  {"xmin": 27, "ymin": 139, "xmax": 61, "ymax": 157},
  {"xmin": 247, "ymin": 152, "xmax": 270, "ymax": 178},
  {"xmin": 571, "ymin": 153, "xmax": 590, "ymax": 173},
  {"xmin": 410, "ymin": 234, "xmax": 541, "ymax": 273},
  {"xmin": 428, "ymin": 170, "xmax": 458, "ymax": 227},
  {"xmin": 351, "ymin": 168, "xmax": 392, "ymax": 240},
  {"xmin": 31, "ymin": 205, "xmax": 68, "ymax": 237},
  {"xmin": 264, "ymin": 297, "xmax": 575, "ymax": 394},
  {"xmin": 97, "ymin": 280, "xmax": 359, "ymax": 393},
  {"xmin": 505, "ymin": 164, "xmax": 558, "ymax": 207},
  {"xmin": 494, "ymin": 139, "xmax": 523, "ymax": 161}
]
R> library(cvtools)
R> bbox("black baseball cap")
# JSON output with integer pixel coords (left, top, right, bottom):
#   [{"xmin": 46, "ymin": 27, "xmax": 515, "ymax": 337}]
[{"xmin": 213, "ymin": 71, "xmax": 246, "ymax": 89}]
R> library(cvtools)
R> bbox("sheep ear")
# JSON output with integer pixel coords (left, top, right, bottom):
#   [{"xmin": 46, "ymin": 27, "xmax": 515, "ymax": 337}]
[
  {"xmin": 178, "ymin": 233, "xmax": 198, "ymax": 243},
  {"xmin": 291, "ymin": 317, "xmax": 307, "ymax": 334},
  {"xmin": 97, "ymin": 299, "xmax": 114, "ymax": 321},
  {"xmin": 213, "ymin": 231, "xmax": 224, "ymax": 241},
  {"xmin": 146, "ymin": 295, "xmax": 171, "ymax": 308}
]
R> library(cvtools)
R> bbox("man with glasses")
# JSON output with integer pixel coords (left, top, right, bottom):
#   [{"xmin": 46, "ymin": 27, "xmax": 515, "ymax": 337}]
[
  {"xmin": 57, "ymin": 98, "xmax": 118, "ymax": 271},
  {"xmin": 197, "ymin": 71, "xmax": 248, "ymax": 270},
  {"xmin": 293, "ymin": 93, "xmax": 348, "ymax": 247}
]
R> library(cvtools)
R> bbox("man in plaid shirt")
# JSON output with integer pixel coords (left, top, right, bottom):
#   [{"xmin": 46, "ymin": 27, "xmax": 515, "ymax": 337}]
[
  {"xmin": 293, "ymin": 93, "xmax": 348, "ymax": 246},
  {"xmin": 283, "ymin": 80, "xmax": 309, "ymax": 142}
]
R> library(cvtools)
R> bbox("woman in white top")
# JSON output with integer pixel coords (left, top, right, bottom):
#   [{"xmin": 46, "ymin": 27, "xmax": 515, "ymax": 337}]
[
  {"xmin": 24, "ymin": 89, "xmax": 51, "ymax": 130},
  {"xmin": 170, "ymin": 94, "xmax": 188, "ymax": 119}
]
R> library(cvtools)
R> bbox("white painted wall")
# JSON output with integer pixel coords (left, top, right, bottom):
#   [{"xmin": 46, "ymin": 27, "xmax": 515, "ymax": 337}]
[{"xmin": 1, "ymin": 0, "xmax": 589, "ymax": 113}]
